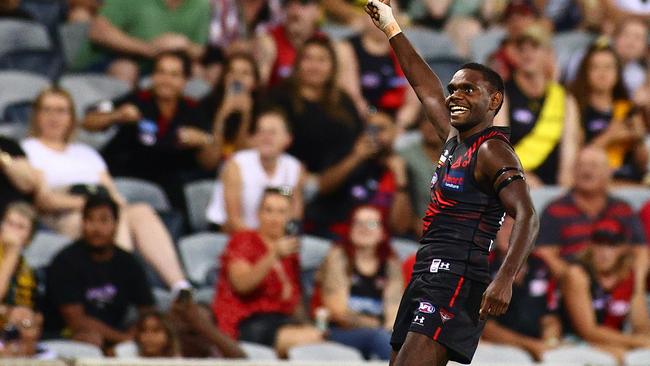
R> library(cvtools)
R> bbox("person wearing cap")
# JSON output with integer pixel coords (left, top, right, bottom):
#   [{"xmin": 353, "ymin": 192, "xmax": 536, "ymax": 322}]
[
  {"xmin": 494, "ymin": 22, "xmax": 580, "ymax": 187},
  {"xmin": 561, "ymin": 218, "xmax": 650, "ymax": 363}
]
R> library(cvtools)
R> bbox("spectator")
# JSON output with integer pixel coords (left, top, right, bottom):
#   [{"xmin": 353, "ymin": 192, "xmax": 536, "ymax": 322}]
[
  {"xmin": 134, "ymin": 311, "xmax": 180, "ymax": 357},
  {"xmin": 0, "ymin": 136, "xmax": 38, "ymax": 216},
  {"xmin": 570, "ymin": 42, "xmax": 648, "ymax": 183},
  {"xmin": 481, "ymin": 217, "xmax": 561, "ymax": 362},
  {"xmin": 398, "ymin": 112, "xmax": 443, "ymax": 234},
  {"xmin": 612, "ymin": 19, "xmax": 649, "ymax": 96},
  {"xmin": 317, "ymin": 205, "xmax": 402, "ymax": 360},
  {"xmin": 307, "ymin": 110, "xmax": 413, "ymax": 238},
  {"xmin": 67, "ymin": 0, "xmax": 100, "ymax": 22},
  {"xmin": 25, "ymin": 87, "xmax": 191, "ymax": 297},
  {"xmin": 0, "ymin": 0, "xmax": 32, "ymax": 20},
  {"xmin": 84, "ymin": 51, "xmax": 221, "ymax": 211},
  {"xmin": 0, "ymin": 202, "xmax": 38, "ymax": 309},
  {"xmin": 199, "ymin": 51, "xmax": 262, "ymax": 158},
  {"xmin": 603, "ymin": 0, "xmax": 650, "ymax": 21},
  {"xmin": 73, "ymin": 0, "xmax": 211, "ymax": 85},
  {"xmin": 336, "ymin": 13, "xmax": 420, "ymax": 127},
  {"xmin": 213, "ymin": 188, "xmax": 322, "ymax": 357},
  {"xmin": 271, "ymin": 36, "xmax": 363, "ymax": 175},
  {"xmin": 44, "ymin": 194, "xmax": 155, "ymax": 350},
  {"xmin": 206, "ymin": 109, "xmax": 305, "ymax": 232},
  {"xmin": 257, "ymin": 0, "xmax": 322, "ymax": 86},
  {"xmin": 535, "ymin": 147, "xmax": 648, "ymax": 288},
  {"xmin": 495, "ymin": 24, "xmax": 580, "ymax": 187},
  {"xmin": 0, "ymin": 306, "xmax": 54, "ymax": 359},
  {"xmin": 208, "ymin": 0, "xmax": 283, "ymax": 49},
  {"xmin": 561, "ymin": 218, "xmax": 650, "ymax": 362}
]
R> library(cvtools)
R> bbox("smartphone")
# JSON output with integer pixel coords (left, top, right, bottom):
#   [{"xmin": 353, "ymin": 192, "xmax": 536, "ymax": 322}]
[{"xmin": 284, "ymin": 219, "xmax": 301, "ymax": 237}]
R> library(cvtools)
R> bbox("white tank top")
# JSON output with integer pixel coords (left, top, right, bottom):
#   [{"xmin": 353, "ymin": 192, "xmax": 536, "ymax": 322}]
[{"xmin": 206, "ymin": 149, "xmax": 301, "ymax": 228}]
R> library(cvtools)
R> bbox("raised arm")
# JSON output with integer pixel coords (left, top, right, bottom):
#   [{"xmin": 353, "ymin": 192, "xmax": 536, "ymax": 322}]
[{"xmin": 365, "ymin": 0, "xmax": 451, "ymax": 141}]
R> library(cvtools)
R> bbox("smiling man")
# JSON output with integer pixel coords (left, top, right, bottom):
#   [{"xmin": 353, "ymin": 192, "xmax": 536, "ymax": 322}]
[{"xmin": 364, "ymin": 1, "xmax": 539, "ymax": 365}]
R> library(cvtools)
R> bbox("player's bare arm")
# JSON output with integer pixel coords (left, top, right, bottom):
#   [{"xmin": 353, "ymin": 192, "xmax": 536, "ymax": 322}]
[
  {"xmin": 475, "ymin": 139, "xmax": 539, "ymax": 319},
  {"xmin": 364, "ymin": 0, "xmax": 451, "ymax": 141}
]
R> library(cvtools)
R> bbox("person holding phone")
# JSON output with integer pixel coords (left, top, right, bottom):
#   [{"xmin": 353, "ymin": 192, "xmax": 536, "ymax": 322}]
[{"xmin": 213, "ymin": 188, "xmax": 322, "ymax": 357}]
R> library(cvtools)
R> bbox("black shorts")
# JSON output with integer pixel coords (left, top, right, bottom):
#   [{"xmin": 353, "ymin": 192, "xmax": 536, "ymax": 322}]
[{"xmin": 390, "ymin": 272, "xmax": 487, "ymax": 364}]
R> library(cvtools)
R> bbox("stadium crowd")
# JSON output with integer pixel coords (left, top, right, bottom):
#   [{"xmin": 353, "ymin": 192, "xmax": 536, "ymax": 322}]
[{"xmin": 0, "ymin": 0, "xmax": 649, "ymax": 364}]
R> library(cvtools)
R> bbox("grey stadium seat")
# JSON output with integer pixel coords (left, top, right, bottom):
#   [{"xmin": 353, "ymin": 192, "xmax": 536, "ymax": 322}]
[
  {"xmin": 530, "ymin": 185, "xmax": 567, "ymax": 215},
  {"xmin": 114, "ymin": 341, "xmax": 138, "ymax": 358},
  {"xmin": 470, "ymin": 28, "xmax": 506, "ymax": 63},
  {"xmin": 59, "ymin": 73, "xmax": 131, "ymax": 119},
  {"xmin": 0, "ymin": 49, "xmax": 64, "ymax": 80},
  {"xmin": 472, "ymin": 343, "xmax": 534, "ymax": 364},
  {"xmin": 178, "ymin": 232, "xmax": 229, "ymax": 286},
  {"xmin": 114, "ymin": 177, "xmax": 171, "ymax": 212},
  {"xmin": 0, "ymin": 20, "xmax": 51, "ymax": 56},
  {"xmin": 322, "ymin": 23, "xmax": 358, "ymax": 40},
  {"xmin": 153, "ymin": 287, "xmax": 174, "ymax": 312},
  {"xmin": 58, "ymin": 22, "xmax": 90, "ymax": 67},
  {"xmin": 404, "ymin": 27, "xmax": 457, "ymax": 59},
  {"xmin": 299, "ymin": 235, "xmax": 332, "ymax": 272},
  {"xmin": 240, "ymin": 341, "xmax": 278, "ymax": 360},
  {"xmin": 24, "ymin": 231, "xmax": 71, "ymax": 269},
  {"xmin": 611, "ymin": 186, "xmax": 650, "ymax": 212},
  {"xmin": 625, "ymin": 349, "xmax": 650, "ymax": 366},
  {"xmin": 542, "ymin": 345, "xmax": 617, "ymax": 365},
  {"xmin": 184, "ymin": 179, "xmax": 215, "ymax": 232},
  {"xmin": 288, "ymin": 342, "xmax": 364, "ymax": 361},
  {"xmin": 391, "ymin": 237, "xmax": 419, "ymax": 261},
  {"xmin": 0, "ymin": 71, "xmax": 50, "ymax": 115},
  {"xmin": 552, "ymin": 30, "xmax": 595, "ymax": 75},
  {"xmin": 39, "ymin": 340, "xmax": 103, "ymax": 358}
]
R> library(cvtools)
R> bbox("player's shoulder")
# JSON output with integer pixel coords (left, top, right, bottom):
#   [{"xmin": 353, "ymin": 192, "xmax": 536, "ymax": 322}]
[{"xmin": 477, "ymin": 138, "xmax": 518, "ymax": 165}]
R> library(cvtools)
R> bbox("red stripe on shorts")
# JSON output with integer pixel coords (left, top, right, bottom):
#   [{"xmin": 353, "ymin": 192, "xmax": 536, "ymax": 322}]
[
  {"xmin": 448, "ymin": 276, "xmax": 465, "ymax": 308},
  {"xmin": 433, "ymin": 327, "xmax": 442, "ymax": 340}
]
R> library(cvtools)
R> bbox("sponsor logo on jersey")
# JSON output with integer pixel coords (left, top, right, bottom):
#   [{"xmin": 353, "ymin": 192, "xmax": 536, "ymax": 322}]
[
  {"xmin": 443, "ymin": 169, "xmax": 464, "ymax": 192},
  {"xmin": 418, "ymin": 302, "xmax": 436, "ymax": 314},
  {"xmin": 412, "ymin": 315, "xmax": 425, "ymax": 325},
  {"xmin": 430, "ymin": 259, "xmax": 450, "ymax": 273},
  {"xmin": 439, "ymin": 308, "xmax": 455, "ymax": 323}
]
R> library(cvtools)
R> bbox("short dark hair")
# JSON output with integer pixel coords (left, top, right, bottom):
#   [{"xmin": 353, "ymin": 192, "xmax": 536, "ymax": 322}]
[
  {"xmin": 154, "ymin": 50, "xmax": 192, "ymax": 79},
  {"xmin": 253, "ymin": 107, "xmax": 293, "ymax": 135},
  {"xmin": 459, "ymin": 62, "xmax": 505, "ymax": 115},
  {"xmin": 82, "ymin": 193, "xmax": 119, "ymax": 220}
]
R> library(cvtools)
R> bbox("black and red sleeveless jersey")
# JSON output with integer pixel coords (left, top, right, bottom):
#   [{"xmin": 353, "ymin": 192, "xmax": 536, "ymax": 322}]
[{"xmin": 412, "ymin": 126, "xmax": 511, "ymax": 283}]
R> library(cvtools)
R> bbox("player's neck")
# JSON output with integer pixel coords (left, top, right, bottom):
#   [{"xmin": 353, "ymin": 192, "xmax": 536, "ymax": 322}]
[{"xmin": 457, "ymin": 120, "xmax": 493, "ymax": 141}]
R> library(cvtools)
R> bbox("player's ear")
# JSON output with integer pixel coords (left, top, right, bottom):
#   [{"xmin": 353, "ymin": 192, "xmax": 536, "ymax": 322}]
[{"xmin": 489, "ymin": 91, "xmax": 503, "ymax": 112}]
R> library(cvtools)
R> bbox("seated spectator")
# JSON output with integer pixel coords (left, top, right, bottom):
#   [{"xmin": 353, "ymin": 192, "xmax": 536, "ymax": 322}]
[
  {"xmin": 73, "ymin": 0, "xmax": 210, "ymax": 85},
  {"xmin": 535, "ymin": 147, "xmax": 648, "ymax": 287},
  {"xmin": 134, "ymin": 311, "xmax": 180, "ymax": 357},
  {"xmin": 199, "ymin": 51, "xmax": 262, "ymax": 158},
  {"xmin": 25, "ymin": 87, "xmax": 191, "ymax": 297},
  {"xmin": 67, "ymin": 0, "xmax": 100, "ymax": 22},
  {"xmin": 561, "ymin": 219, "xmax": 650, "ymax": 362},
  {"xmin": 481, "ymin": 217, "xmax": 561, "ymax": 362},
  {"xmin": 270, "ymin": 36, "xmax": 362, "ymax": 175},
  {"xmin": 0, "ymin": 306, "xmax": 54, "ymax": 359},
  {"xmin": 44, "ymin": 194, "xmax": 155, "ymax": 350},
  {"xmin": 206, "ymin": 109, "xmax": 305, "ymax": 232},
  {"xmin": 570, "ymin": 42, "xmax": 647, "ymax": 183},
  {"xmin": 336, "ymin": 13, "xmax": 420, "ymax": 126},
  {"xmin": 612, "ymin": 19, "xmax": 648, "ymax": 96},
  {"xmin": 398, "ymin": 111, "xmax": 443, "ymax": 234},
  {"xmin": 208, "ymin": 0, "xmax": 283, "ymax": 49},
  {"xmin": 495, "ymin": 24, "xmax": 580, "ymax": 187},
  {"xmin": 317, "ymin": 205, "xmax": 402, "ymax": 360},
  {"xmin": 0, "ymin": 202, "xmax": 38, "ymax": 309},
  {"xmin": 213, "ymin": 188, "xmax": 322, "ymax": 357},
  {"xmin": 0, "ymin": 135, "xmax": 38, "ymax": 217},
  {"xmin": 0, "ymin": 0, "xmax": 32, "ymax": 20},
  {"xmin": 83, "ymin": 51, "xmax": 221, "ymax": 211},
  {"xmin": 257, "ymin": 0, "xmax": 322, "ymax": 87},
  {"xmin": 308, "ymin": 110, "xmax": 413, "ymax": 238}
]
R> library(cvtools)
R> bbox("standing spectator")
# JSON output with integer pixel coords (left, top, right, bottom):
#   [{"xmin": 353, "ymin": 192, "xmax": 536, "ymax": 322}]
[
  {"xmin": 256, "ymin": 0, "xmax": 322, "ymax": 86},
  {"xmin": 206, "ymin": 109, "xmax": 305, "ymax": 232},
  {"xmin": 561, "ymin": 219, "xmax": 650, "ymax": 362},
  {"xmin": 482, "ymin": 217, "xmax": 561, "ymax": 362},
  {"xmin": 73, "ymin": 0, "xmax": 211, "ymax": 85},
  {"xmin": 25, "ymin": 87, "xmax": 191, "ymax": 296},
  {"xmin": 570, "ymin": 42, "xmax": 647, "ymax": 183},
  {"xmin": 0, "ymin": 306, "xmax": 54, "ymax": 359},
  {"xmin": 208, "ymin": 0, "xmax": 283, "ymax": 49},
  {"xmin": 307, "ymin": 110, "xmax": 413, "ymax": 238},
  {"xmin": 45, "ymin": 194, "xmax": 155, "ymax": 350},
  {"xmin": 213, "ymin": 188, "xmax": 322, "ymax": 357},
  {"xmin": 83, "ymin": 51, "xmax": 221, "ymax": 211},
  {"xmin": 199, "ymin": 52, "xmax": 262, "ymax": 158},
  {"xmin": 317, "ymin": 205, "xmax": 402, "ymax": 360},
  {"xmin": 336, "ymin": 14, "xmax": 420, "ymax": 127},
  {"xmin": 0, "ymin": 136, "xmax": 38, "ymax": 215},
  {"xmin": 612, "ymin": 19, "xmax": 649, "ymax": 96},
  {"xmin": 0, "ymin": 202, "xmax": 38, "ymax": 309},
  {"xmin": 535, "ymin": 147, "xmax": 648, "ymax": 288},
  {"xmin": 495, "ymin": 24, "xmax": 580, "ymax": 187}
]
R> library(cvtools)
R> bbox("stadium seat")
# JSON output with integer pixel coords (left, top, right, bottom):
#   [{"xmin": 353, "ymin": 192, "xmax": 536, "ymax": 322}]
[
  {"xmin": 391, "ymin": 237, "xmax": 419, "ymax": 261},
  {"xmin": 299, "ymin": 235, "xmax": 332, "ymax": 272},
  {"xmin": 552, "ymin": 30, "xmax": 595, "ymax": 76},
  {"xmin": 0, "ymin": 71, "xmax": 50, "ymax": 115},
  {"xmin": 470, "ymin": 28, "xmax": 506, "ymax": 63},
  {"xmin": 0, "ymin": 49, "xmax": 64, "ymax": 80},
  {"xmin": 59, "ymin": 73, "xmax": 131, "ymax": 119},
  {"xmin": 183, "ymin": 179, "xmax": 214, "ymax": 232},
  {"xmin": 2, "ymin": 100, "xmax": 33, "ymax": 125},
  {"xmin": 184, "ymin": 78, "xmax": 211, "ymax": 99},
  {"xmin": 153, "ymin": 287, "xmax": 174, "ymax": 312},
  {"xmin": 288, "ymin": 342, "xmax": 364, "ymax": 361},
  {"xmin": 611, "ymin": 186, "xmax": 650, "ymax": 212},
  {"xmin": 114, "ymin": 177, "xmax": 172, "ymax": 212},
  {"xmin": 39, "ymin": 340, "xmax": 103, "ymax": 358},
  {"xmin": 114, "ymin": 341, "xmax": 138, "ymax": 358},
  {"xmin": 426, "ymin": 55, "xmax": 469, "ymax": 93},
  {"xmin": 194, "ymin": 286, "xmax": 215, "ymax": 305},
  {"xmin": 322, "ymin": 23, "xmax": 358, "ymax": 40},
  {"xmin": 404, "ymin": 28, "xmax": 457, "ymax": 59},
  {"xmin": 19, "ymin": 0, "xmax": 66, "ymax": 31},
  {"xmin": 530, "ymin": 185, "xmax": 566, "ymax": 214},
  {"xmin": 178, "ymin": 232, "xmax": 229, "ymax": 286},
  {"xmin": 0, "ymin": 20, "xmax": 51, "ymax": 56},
  {"xmin": 58, "ymin": 22, "xmax": 90, "ymax": 67},
  {"xmin": 542, "ymin": 345, "xmax": 617, "ymax": 365},
  {"xmin": 625, "ymin": 348, "xmax": 650, "ymax": 366},
  {"xmin": 240, "ymin": 341, "xmax": 279, "ymax": 360},
  {"xmin": 24, "ymin": 231, "xmax": 71, "ymax": 269},
  {"xmin": 472, "ymin": 342, "xmax": 534, "ymax": 364}
]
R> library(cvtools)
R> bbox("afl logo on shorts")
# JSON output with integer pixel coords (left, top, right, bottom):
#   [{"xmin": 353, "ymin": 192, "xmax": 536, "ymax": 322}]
[{"xmin": 418, "ymin": 302, "xmax": 436, "ymax": 314}]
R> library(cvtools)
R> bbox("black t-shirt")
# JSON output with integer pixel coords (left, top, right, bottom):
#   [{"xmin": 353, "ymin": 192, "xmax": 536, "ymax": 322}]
[
  {"xmin": 45, "ymin": 241, "xmax": 154, "ymax": 331},
  {"xmin": 270, "ymin": 85, "xmax": 363, "ymax": 173},
  {"xmin": 0, "ymin": 136, "xmax": 33, "ymax": 214}
]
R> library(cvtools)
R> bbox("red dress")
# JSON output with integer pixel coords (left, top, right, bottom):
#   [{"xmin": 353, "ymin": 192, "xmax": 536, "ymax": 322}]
[{"xmin": 212, "ymin": 231, "xmax": 301, "ymax": 338}]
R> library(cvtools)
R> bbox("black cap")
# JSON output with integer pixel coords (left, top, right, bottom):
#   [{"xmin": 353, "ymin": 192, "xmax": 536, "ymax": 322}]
[{"xmin": 591, "ymin": 219, "xmax": 627, "ymax": 245}]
